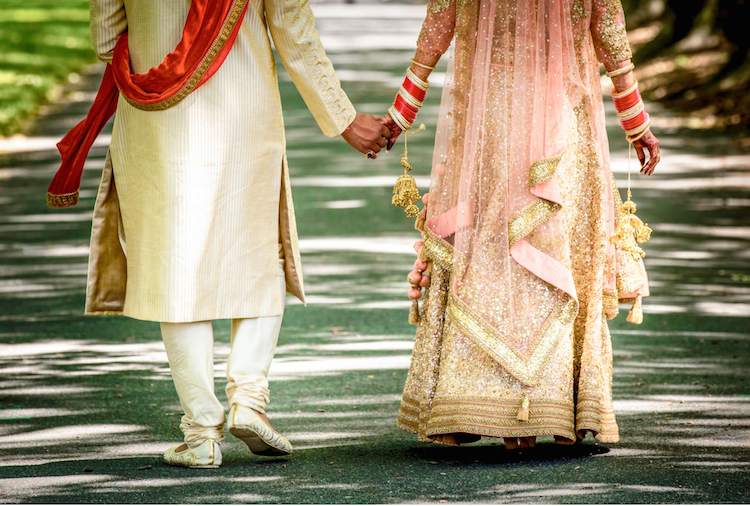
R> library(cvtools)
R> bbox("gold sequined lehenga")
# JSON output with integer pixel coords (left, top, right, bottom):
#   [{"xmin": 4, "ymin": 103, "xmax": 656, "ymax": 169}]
[{"xmin": 397, "ymin": 0, "xmax": 649, "ymax": 444}]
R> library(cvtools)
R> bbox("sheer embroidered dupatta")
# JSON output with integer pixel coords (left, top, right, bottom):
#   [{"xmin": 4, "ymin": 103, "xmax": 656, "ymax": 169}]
[{"xmin": 421, "ymin": 0, "xmax": 648, "ymax": 388}]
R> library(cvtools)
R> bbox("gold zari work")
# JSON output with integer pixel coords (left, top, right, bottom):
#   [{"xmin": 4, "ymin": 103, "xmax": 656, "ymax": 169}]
[
  {"xmin": 398, "ymin": 0, "xmax": 643, "ymax": 445},
  {"xmin": 599, "ymin": 0, "xmax": 632, "ymax": 63}
]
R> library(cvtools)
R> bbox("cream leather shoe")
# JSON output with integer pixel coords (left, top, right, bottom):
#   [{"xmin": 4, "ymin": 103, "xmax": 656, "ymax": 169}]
[
  {"xmin": 163, "ymin": 439, "xmax": 222, "ymax": 468},
  {"xmin": 228, "ymin": 404, "xmax": 292, "ymax": 456}
]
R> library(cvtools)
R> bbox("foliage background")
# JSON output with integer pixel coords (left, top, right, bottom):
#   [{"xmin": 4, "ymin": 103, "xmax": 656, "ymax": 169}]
[{"xmin": 0, "ymin": 0, "xmax": 748, "ymax": 139}]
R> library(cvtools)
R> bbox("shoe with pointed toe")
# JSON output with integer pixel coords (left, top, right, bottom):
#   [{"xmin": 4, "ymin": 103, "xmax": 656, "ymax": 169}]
[{"xmin": 228, "ymin": 404, "xmax": 292, "ymax": 457}]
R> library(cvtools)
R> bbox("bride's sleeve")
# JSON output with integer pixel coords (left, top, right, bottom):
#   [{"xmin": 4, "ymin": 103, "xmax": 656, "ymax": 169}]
[
  {"xmin": 590, "ymin": 0, "xmax": 633, "ymax": 66},
  {"xmin": 417, "ymin": 0, "xmax": 457, "ymax": 57},
  {"xmin": 90, "ymin": 0, "xmax": 127, "ymax": 63}
]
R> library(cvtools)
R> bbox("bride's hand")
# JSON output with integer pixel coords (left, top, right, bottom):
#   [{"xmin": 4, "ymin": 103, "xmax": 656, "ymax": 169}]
[
  {"xmin": 382, "ymin": 114, "xmax": 403, "ymax": 151},
  {"xmin": 634, "ymin": 130, "xmax": 660, "ymax": 176}
]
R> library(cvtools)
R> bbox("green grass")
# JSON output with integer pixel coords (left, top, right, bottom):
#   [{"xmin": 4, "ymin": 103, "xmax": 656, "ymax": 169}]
[{"xmin": 0, "ymin": 1, "xmax": 95, "ymax": 136}]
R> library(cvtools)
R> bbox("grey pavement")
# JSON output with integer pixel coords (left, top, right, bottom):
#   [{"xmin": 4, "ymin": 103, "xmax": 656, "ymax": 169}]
[{"xmin": 1, "ymin": 3, "xmax": 749, "ymax": 504}]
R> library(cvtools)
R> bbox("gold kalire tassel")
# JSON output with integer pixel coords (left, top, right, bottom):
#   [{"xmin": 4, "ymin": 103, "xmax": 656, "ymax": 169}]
[
  {"xmin": 516, "ymin": 393, "xmax": 530, "ymax": 422},
  {"xmin": 409, "ymin": 299, "xmax": 420, "ymax": 325},
  {"xmin": 391, "ymin": 124, "xmax": 425, "ymax": 219},
  {"xmin": 610, "ymin": 191, "xmax": 652, "ymax": 263},
  {"xmin": 627, "ymin": 295, "xmax": 643, "ymax": 324},
  {"xmin": 610, "ymin": 142, "xmax": 653, "ymax": 325}
]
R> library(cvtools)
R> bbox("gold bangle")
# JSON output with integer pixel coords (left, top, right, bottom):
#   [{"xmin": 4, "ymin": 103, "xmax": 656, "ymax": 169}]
[
  {"xmin": 398, "ymin": 88, "xmax": 423, "ymax": 109},
  {"xmin": 606, "ymin": 63, "xmax": 635, "ymax": 78},
  {"xmin": 388, "ymin": 105, "xmax": 413, "ymax": 131},
  {"xmin": 406, "ymin": 68, "xmax": 429, "ymax": 90},
  {"xmin": 628, "ymin": 124, "xmax": 651, "ymax": 143},
  {"xmin": 612, "ymin": 79, "xmax": 638, "ymax": 99},
  {"xmin": 625, "ymin": 116, "xmax": 651, "ymax": 140},
  {"xmin": 616, "ymin": 101, "xmax": 645, "ymax": 120},
  {"xmin": 411, "ymin": 58, "xmax": 436, "ymax": 71}
]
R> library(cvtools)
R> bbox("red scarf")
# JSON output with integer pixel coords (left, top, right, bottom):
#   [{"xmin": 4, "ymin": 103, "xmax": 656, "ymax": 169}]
[{"xmin": 47, "ymin": 0, "xmax": 249, "ymax": 208}]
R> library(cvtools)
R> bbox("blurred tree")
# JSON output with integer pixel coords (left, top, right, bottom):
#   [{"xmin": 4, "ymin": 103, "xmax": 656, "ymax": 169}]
[
  {"xmin": 632, "ymin": 0, "xmax": 706, "ymax": 64},
  {"xmin": 630, "ymin": 0, "xmax": 750, "ymax": 77},
  {"xmin": 714, "ymin": 0, "xmax": 750, "ymax": 77}
]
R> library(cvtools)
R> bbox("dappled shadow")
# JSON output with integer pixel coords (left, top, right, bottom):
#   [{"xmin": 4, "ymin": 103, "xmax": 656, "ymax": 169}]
[{"xmin": 1, "ymin": 2, "xmax": 750, "ymax": 504}]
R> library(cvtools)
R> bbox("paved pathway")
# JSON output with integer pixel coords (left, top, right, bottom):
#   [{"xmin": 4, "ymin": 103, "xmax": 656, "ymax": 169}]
[{"xmin": 1, "ymin": 3, "xmax": 749, "ymax": 503}]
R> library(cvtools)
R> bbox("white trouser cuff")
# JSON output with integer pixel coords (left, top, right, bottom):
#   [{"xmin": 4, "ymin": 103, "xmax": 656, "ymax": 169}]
[
  {"xmin": 180, "ymin": 418, "xmax": 225, "ymax": 448},
  {"xmin": 227, "ymin": 382, "xmax": 270, "ymax": 414}
]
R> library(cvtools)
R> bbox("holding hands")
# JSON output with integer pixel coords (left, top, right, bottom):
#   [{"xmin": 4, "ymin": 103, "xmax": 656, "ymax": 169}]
[
  {"xmin": 341, "ymin": 113, "xmax": 393, "ymax": 159},
  {"xmin": 342, "ymin": 51, "xmax": 439, "ymax": 158}
]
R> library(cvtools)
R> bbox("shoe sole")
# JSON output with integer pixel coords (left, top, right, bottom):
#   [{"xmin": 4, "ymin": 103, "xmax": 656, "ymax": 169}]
[
  {"xmin": 229, "ymin": 426, "xmax": 291, "ymax": 457},
  {"xmin": 163, "ymin": 460, "xmax": 221, "ymax": 469}
]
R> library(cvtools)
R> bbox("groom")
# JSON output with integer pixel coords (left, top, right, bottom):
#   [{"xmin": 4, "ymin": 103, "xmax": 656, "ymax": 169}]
[{"xmin": 48, "ymin": 0, "xmax": 391, "ymax": 468}]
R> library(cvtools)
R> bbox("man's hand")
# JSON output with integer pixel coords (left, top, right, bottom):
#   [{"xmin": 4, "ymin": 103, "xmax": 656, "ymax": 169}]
[{"xmin": 342, "ymin": 113, "xmax": 392, "ymax": 159}]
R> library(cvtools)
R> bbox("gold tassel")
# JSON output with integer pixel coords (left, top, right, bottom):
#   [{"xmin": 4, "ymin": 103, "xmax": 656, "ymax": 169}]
[
  {"xmin": 391, "ymin": 124, "xmax": 425, "ymax": 220},
  {"xmin": 516, "ymin": 394, "xmax": 530, "ymax": 422},
  {"xmin": 415, "ymin": 215, "xmax": 426, "ymax": 232},
  {"xmin": 610, "ymin": 195, "xmax": 652, "ymax": 262},
  {"xmin": 626, "ymin": 296, "xmax": 643, "ymax": 324},
  {"xmin": 409, "ymin": 299, "xmax": 420, "ymax": 325},
  {"xmin": 610, "ymin": 140, "xmax": 653, "ymax": 262}
]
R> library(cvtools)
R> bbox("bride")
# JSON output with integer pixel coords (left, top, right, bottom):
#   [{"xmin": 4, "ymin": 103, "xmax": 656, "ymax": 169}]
[{"xmin": 383, "ymin": 0, "xmax": 659, "ymax": 449}]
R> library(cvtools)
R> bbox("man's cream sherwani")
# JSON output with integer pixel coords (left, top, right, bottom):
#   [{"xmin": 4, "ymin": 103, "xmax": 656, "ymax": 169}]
[{"xmin": 85, "ymin": 0, "xmax": 356, "ymax": 322}]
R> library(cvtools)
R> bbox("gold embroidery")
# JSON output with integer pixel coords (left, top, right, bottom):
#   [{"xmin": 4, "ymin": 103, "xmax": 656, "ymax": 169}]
[
  {"xmin": 46, "ymin": 190, "xmax": 79, "ymax": 208},
  {"xmin": 427, "ymin": 0, "xmax": 453, "ymax": 15},
  {"xmin": 602, "ymin": 289, "xmax": 619, "ymax": 319},
  {"xmin": 124, "ymin": 0, "xmax": 249, "ymax": 111},
  {"xmin": 281, "ymin": 0, "xmax": 356, "ymax": 133},
  {"xmin": 600, "ymin": 0, "xmax": 632, "ymax": 63},
  {"xmin": 576, "ymin": 391, "xmax": 620, "ymax": 442},
  {"xmin": 508, "ymin": 154, "xmax": 563, "ymax": 247},
  {"xmin": 448, "ymin": 292, "xmax": 577, "ymax": 386},
  {"xmin": 528, "ymin": 154, "xmax": 563, "ymax": 187},
  {"xmin": 403, "ymin": 393, "xmax": 579, "ymax": 439},
  {"xmin": 571, "ymin": 0, "xmax": 591, "ymax": 25},
  {"xmin": 426, "ymin": 0, "xmax": 472, "ymax": 15},
  {"xmin": 508, "ymin": 200, "xmax": 561, "ymax": 247},
  {"xmin": 423, "ymin": 229, "xmax": 454, "ymax": 271}
]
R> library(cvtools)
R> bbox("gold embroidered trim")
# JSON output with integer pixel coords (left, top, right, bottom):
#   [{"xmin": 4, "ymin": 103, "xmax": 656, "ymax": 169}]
[
  {"xmin": 528, "ymin": 154, "xmax": 563, "ymax": 188},
  {"xmin": 423, "ymin": 229, "xmax": 454, "ymax": 271},
  {"xmin": 508, "ymin": 199, "xmax": 561, "ymax": 247},
  {"xmin": 600, "ymin": 0, "xmax": 632, "ymax": 64},
  {"xmin": 576, "ymin": 392, "xmax": 620, "ymax": 442},
  {"xmin": 124, "ymin": 0, "xmax": 249, "ymax": 111},
  {"xmin": 426, "ymin": 0, "xmax": 462, "ymax": 14},
  {"xmin": 447, "ymin": 292, "xmax": 577, "ymax": 386},
  {"xmin": 508, "ymin": 154, "xmax": 564, "ymax": 247},
  {"xmin": 425, "ymin": 396, "xmax": 576, "ymax": 438},
  {"xmin": 47, "ymin": 191, "xmax": 79, "ymax": 208},
  {"xmin": 432, "ymin": 394, "xmax": 573, "ymax": 409},
  {"xmin": 400, "ymin": 392, "xmax": 615, "ymax": 441},
  {"xmin": 603, "ymin": 289, "xmax": 619, "ymax": 319}
]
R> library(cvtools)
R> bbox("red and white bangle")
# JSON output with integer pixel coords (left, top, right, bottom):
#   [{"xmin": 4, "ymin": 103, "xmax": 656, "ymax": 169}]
[
  {"xmin": 389, "ymin": 68, "xmax": 429, "ymax": 131},
  {"xmin": 612, "ymin": 80, "xmax": 651, "ymax": 142}
]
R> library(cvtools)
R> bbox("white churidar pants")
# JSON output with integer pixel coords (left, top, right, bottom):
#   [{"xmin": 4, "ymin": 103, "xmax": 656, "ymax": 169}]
[{"xmin": 160, "ymin": 259, "xmax": 286, "ymax": 447}]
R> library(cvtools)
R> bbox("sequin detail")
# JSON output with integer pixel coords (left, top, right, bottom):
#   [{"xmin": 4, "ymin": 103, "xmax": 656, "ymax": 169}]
[
  {"xmin": 448, "ymin": 292, "xmax": 577, "ymax": 386},
  {"xmin": 597, "ymin": 0, "xmax": 632, "ymax": 63},
  {"xmin": 396, "ymin": 0, "xmax": 643, "ymax": 446},
  {"xmin": 528, "ymin": 154, "xmax": 563, "ymax": 188},
  {"xmin": 423, "ymin": 229, "xmax": 454, "ymax": 271}
]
